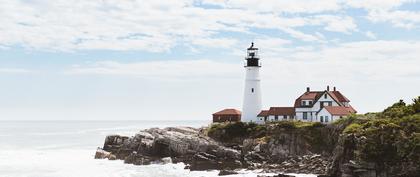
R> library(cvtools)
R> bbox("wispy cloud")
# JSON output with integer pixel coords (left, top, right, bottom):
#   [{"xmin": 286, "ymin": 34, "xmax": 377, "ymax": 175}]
[
  {"xmin": 0, "ymin": 68, "xmax": 32, "ymax": 74},
  {"xmin": 5, "ymin": 0, "xmax": 411, "ymax": 52},
  {"xmin": 65, "ymin": 60, "xmax": 241, "ymax": 81}
]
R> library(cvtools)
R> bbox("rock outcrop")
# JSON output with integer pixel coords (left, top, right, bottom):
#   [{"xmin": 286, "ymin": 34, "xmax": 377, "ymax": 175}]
[
  {"xmin": 97, "ymin": 127, "xmax": 242, "ymax": 171},
  {"xmin": 97, "ymin": 98, "xmax": 420, "ymax": 177},
  {"xmin": 96, "ymin": 124, "xmax": 332, "ymax": 175}
]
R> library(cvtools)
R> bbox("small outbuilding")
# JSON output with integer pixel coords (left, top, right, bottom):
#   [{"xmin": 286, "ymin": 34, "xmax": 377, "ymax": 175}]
[
  {"xmin": 317, "ymin": 106, "xmax": 356, "ymax": 123},
  {"xmin": 212, "ymin": 109, "xmax": 241, "ymax": 123},
  {"xmin": 258, "ymin": 107, "xmax": 295, "ymax": 122}
]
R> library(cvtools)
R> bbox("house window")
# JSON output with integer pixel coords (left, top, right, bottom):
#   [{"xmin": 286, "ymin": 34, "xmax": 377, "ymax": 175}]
[
  {"xmin": 325, "ymin": 116, "xmax": 329, "ymax": 122},
  {"xmin": 275, "ymin": 115, "xmax": 278, "ymax": 121},
  {"xmin": 308, "ymin": 101, "xmax": 313, "ymax": 105},
  {"xmin": 320, "ymin": 116, "xmax": 324, "ymax": 122},
  {"xmin": 283, "ymin": 115, "xmax": 287, "ymax": 119},
  {"xmin": 324, "ymin": 94, "xmax": 327, "ymax": 99},
  {"xmin": 251, "ymin": 88, "xmax": 254, "ymax": 93},
  {"xmin": 302, "ymin": 101, "xmax": 306, "ymax": 106},
  {"xmin": 303, "ymin": 112, "xmax": 307, "ymax": 120}
]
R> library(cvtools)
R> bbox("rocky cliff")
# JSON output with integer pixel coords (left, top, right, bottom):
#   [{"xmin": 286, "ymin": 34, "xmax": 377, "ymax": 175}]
[
  {"xmin": 95, "ymin": 97, "xmax": 420, "ymax": 177},
  {"xmin": 95, "ymin": 122, "xmax": 334, "ymax": 175}
]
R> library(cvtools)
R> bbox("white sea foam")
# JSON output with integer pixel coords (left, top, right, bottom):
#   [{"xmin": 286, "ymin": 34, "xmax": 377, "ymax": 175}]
[
  {"xmin": 0, "ymin": 121, "xmax": 316, "ymax": 177},
  {"xmin": 0, "ymin": 149, "xmax": 287, "ymax": 177}
]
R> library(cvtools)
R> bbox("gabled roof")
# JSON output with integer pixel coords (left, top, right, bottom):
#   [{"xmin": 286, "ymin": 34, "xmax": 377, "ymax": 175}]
[
  {"xmin": 294, "ymin": 90, "xmax": 351, "ymax": 107},
  {"xmin": 213, "ymin": 109, "xmax": 241, "ymax": 115},
  {"xmin": 323, "ymin": 106, "xmax": 356, "ymax": 116},
  {"xmin": 267, "ymin": 107, "xmax": 295, "ymax": 116},
  {"xmin": 257, "ymin": 110, "xmax": 269, "ymax": 117},
  {"xmin": 294, "ymin": 91, "xmax": 323, "ymax": 107}
]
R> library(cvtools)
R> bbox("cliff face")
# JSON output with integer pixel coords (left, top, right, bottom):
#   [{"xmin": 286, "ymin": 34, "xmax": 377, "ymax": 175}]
[
  {"xmin": 96, "ymin": 117, "xmax": 419, "ymax": 177},
  {"xmin": 98, "ymin": 127, "xmax": 243, "ymax": 171},
  {"xmin": 96, "ymin": 122, "xmax": 335, "ymax": 175},
  {"xmin": 326, "ymin": 115, "xmax": 420, "ymax": 177},
  {"xmin": 96, "ymin": 98, "xmax": 420, "ymax": 176}
]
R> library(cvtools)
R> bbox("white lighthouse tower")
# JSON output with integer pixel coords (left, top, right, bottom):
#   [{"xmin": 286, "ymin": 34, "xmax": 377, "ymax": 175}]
[{"xmin": 242, "ymin": 42, "xmax": 262, "ymax": 123}]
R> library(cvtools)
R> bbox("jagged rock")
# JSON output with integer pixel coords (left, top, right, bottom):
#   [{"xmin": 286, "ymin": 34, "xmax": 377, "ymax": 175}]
[
  {"xmin": 98, "ymin": 127, "xmax": 243, "ymax": 171},
  {"xmin": 257, "ymin": 174, "xmax": 293, "ymax": 177},
  {"xmin": 218, "ymin": 170, "xmax": 238, "ymax": 176},
  {"xmin": 94, "ymin": 148, "xmax": 116, "ymax": 160}
]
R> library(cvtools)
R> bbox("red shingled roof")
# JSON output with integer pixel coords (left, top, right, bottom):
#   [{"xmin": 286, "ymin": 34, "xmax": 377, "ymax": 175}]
[
  {"xmin": 294, "ymin": 91, "xmax": 323, "ymax": 107},
  {"xmin": 257, "ymin": 110, "xmax": 269, "ymax": 117},
  {"xmin": 324, "ymin": 106, "xmax": 356, "ymax": 116},
  {"xmin": 268, "ymin": 107, "xmax": 295, "ymax": 116},
  {"xmin": 294, "ymin": 90, "xmax": 351, "ymax": 107},
  {"xmin": 328, "ymin": 91, "xmax": 350, "ymax": 102},
  {"xmin": 213, "ymin": 109, "xmax": 241, "ymax": 115}
]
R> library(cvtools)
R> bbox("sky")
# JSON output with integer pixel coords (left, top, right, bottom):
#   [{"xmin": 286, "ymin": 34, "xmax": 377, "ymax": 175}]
[{"xmin": 0, "ymin": 0, "xmax": 420, "ymax": 121}]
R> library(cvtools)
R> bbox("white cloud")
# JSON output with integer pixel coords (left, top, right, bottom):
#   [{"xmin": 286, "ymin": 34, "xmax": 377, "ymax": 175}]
[
  {"xmin": 66, "ymin": 40, "xmax": 420, "ymax": 83},
  {"xmin": 367, "ymin": 10, "xmax": 420, "ymax": 29},
  {"xmin": 0, "ymin": 68, "xmax": 32, "ymax": 74},
  {"xmin": 220, "ymin": 0, "xmax": 342, "ymax": 14},
  {"xmin": 65, "ymin": 60, "xmax": 241, "ymax": 80},
  {"xmin": 190, "ymin": 37, "xmax": 238, "ymax": 48},
  {"xmin": 310, "ymin": 15, "xmax": 358, "ymax": 34},
  {"xmin": 0, "ymin": 0, "xmax": 368, "ymax": 52},
  {"xmin": 344, "ymin": 0, "xmax": 415, "ymax": 10},
  {"xmin": 365, "ymin": 31, "xmax": 377, "ymax": 39}
]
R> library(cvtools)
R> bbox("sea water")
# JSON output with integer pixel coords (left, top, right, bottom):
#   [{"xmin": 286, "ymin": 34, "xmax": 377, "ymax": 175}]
[{"xmin": 0, "ymin": 121, "xmax": 315, "ymax": 177}]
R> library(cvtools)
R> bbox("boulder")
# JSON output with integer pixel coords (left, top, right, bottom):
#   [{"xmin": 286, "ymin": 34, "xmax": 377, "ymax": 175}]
[
  {"xmin": 218, "ymin": 170, "xmax": 238, "ymax": 176},
  {"xmin": 98, "ymin": 126, "xmax": 242, "ymax": 171}
]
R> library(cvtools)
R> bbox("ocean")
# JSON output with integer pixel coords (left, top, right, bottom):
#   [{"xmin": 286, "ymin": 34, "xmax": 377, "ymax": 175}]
[{"xmin": 0, "ymin": 121, "xmax": 315, "ymax": 177}]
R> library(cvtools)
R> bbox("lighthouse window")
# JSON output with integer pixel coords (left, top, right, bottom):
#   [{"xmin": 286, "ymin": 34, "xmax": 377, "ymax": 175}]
[{"xmin": 251, "ymin": 88, "xmax": 254, "ymax": 93}]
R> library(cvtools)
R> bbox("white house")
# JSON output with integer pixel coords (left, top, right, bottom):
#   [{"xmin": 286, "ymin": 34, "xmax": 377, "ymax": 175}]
[
  {"xmin": 317, "ymin": 106, "xmax": 356, "ymax": 123},
  {"xmin": 257, "ymin": 107, "xmax": 295, "ymax": 122},
  {"xmin": 258, "ymin": 86, "xmax": 356, "ymax": 124}
]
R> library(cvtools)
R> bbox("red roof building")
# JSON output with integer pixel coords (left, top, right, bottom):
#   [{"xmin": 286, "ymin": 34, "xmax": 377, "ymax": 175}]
[
  {"xmin": 256, "ymin": 86, "xmax": 356, "ymax": 124},
  {"xmin": 212, "ymin": 109, "xmax": 241, "ymax": 123}
]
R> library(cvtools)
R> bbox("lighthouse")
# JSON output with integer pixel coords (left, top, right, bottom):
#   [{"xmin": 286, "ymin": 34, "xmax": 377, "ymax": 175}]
[{"xmin": 241, "ymin": 42, "xmax": 262, "ymax": 123}]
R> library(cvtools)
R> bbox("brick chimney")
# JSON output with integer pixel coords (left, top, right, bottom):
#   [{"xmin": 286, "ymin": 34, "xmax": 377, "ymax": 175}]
[
  {"xmin": 333, "ymin": 86, "xmax": 336, "ymax": 91},
  {"xmin": 306, "ymin": 87, "xmax": 310, "ymax": 92},
  {"xmin": 327, "ymin": 85, "xmax": 330, "ymax": 91}
]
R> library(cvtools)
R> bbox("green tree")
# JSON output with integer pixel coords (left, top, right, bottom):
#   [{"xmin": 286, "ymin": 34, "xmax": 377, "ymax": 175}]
[{"xmin": 412, "ymin": 96, "xmax": 420, "ymax": 113}]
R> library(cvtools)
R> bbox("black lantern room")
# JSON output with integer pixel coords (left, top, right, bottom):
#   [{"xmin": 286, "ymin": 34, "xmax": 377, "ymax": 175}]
[{"xmin": 245, "ymin": 42, "xmax": 261, "ymax": 67}]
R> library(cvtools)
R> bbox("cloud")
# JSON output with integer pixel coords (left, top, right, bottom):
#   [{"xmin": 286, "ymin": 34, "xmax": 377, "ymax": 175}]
[
  {"xmin": 211, "ymin": 0, "xmax": 342, "ymax": 14},
  {"xmin": 65, "ymin": 40, "xmax": 420, "ymax": 83},
  {"xmin": 0, "ymin": 68, "xmax": 32, "ymax": 74},
  {"xmin": 367, "ymin": 10, "xmax": 420, "ymax": 29},
  {"xmin": 344, "ymin": 0, "xmax": 414, "ymax": 10},
  {"xmin": 190, "ymin": 37, "xmax": 238, "ymax": 48},
  {"xmin": 365, "ymin": 31, "xmax": 377, "ymax": 39},
  {"xmin": 0, "ymin": 0, "xmax": 375, "ymax": 52},
  {"xmin": 310, "ymin": 15, "xmax": 358, "ymax": 34},
  {"xmin": 65, "ymin": 60, "xmax": 241, "ymax": 80}
]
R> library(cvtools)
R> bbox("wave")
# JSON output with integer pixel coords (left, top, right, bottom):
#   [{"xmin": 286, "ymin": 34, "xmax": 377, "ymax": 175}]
[{"xmin": 0, "ymin": 149, "xmax": 316, "ymax": 177}]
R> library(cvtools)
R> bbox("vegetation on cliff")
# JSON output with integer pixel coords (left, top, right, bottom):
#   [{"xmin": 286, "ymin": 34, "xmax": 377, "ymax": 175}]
[
  {"xmin": 340, "ymin": 96, "xmax": 420, "ymax": 176},
  {"xmin": 207, "ymin": 96, "xmax": 420, "ymax": 176},
  {"xmin": 207, "ymin": 122, "xmax": 266, "ymax": 142}
]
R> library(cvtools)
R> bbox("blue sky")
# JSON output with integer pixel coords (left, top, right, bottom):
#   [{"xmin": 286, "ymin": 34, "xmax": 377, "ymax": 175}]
[{"xmin": 1, "ymin": 0, "xmax": 420, "ymax": 120}]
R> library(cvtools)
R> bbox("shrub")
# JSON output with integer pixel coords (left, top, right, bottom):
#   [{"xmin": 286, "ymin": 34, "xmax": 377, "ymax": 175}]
[
  {"xmin": 207, "ymin": 122, "xmax": 266, "ymax": 141},
  {"xmin": 412, "ymin": 96, "xmax": 420, "ymax": 113},
  {"xmin": 343, "ymin": 123, "xmax": 362, "ymax": 134}
]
